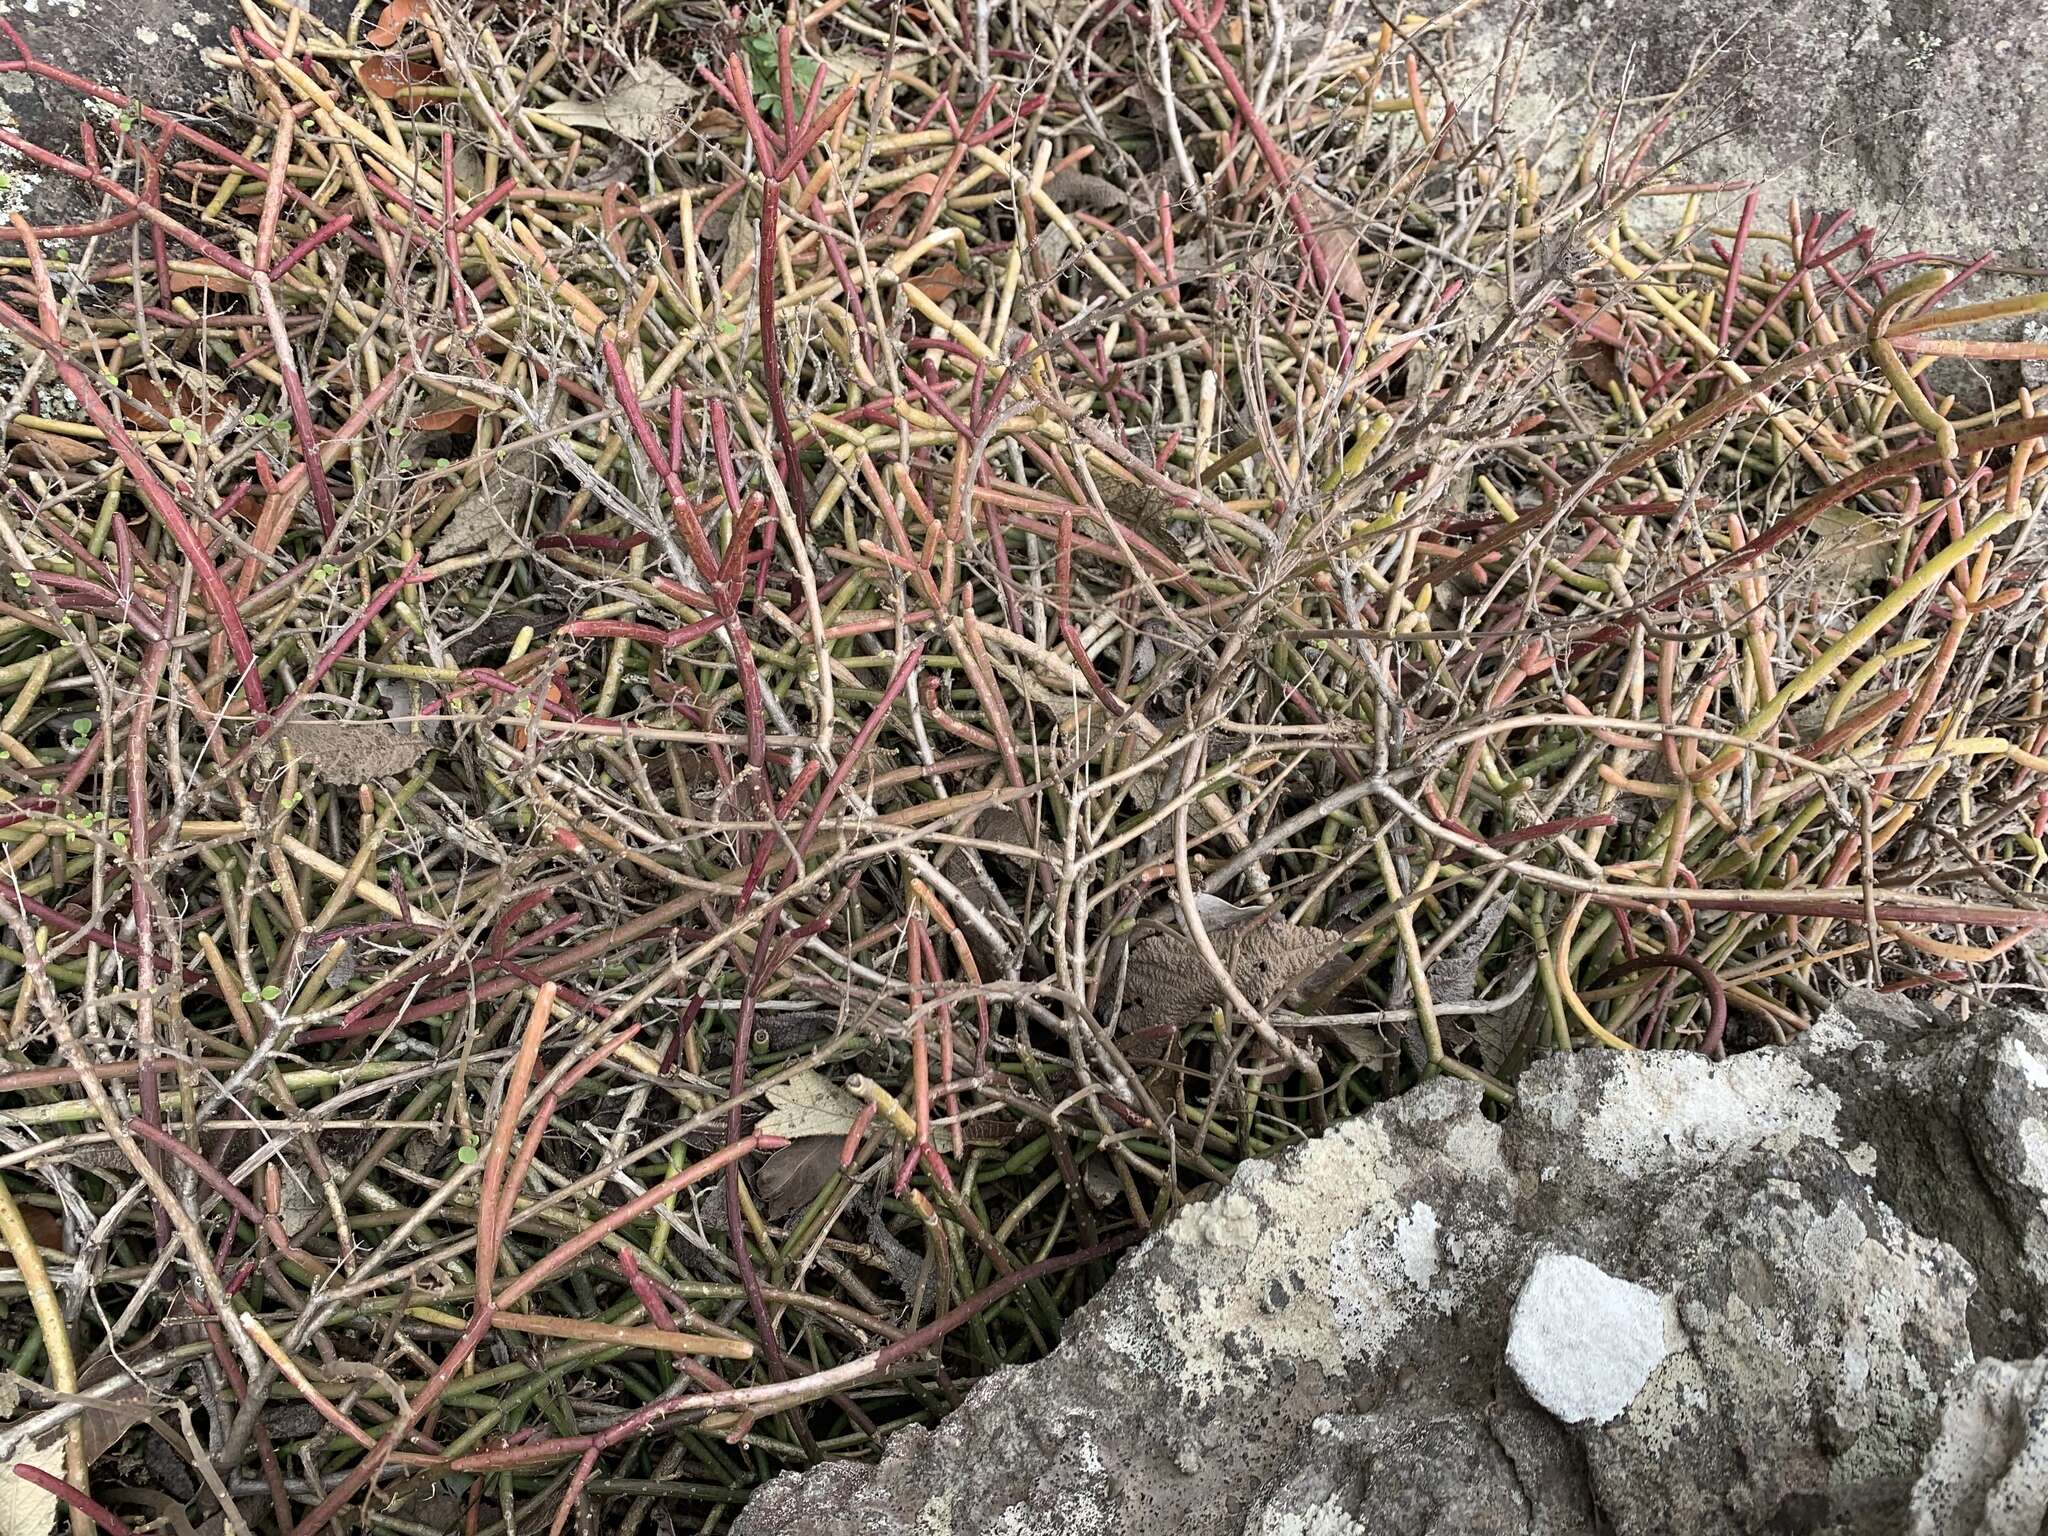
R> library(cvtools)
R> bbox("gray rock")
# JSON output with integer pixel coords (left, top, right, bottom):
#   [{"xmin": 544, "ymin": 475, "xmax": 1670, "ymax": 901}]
[
  {"xmin": 734, "ymin": 998, "xmax": 2048, "ymax": 1536},
  {"xmin": 1506, "ymin": 1254, "xmax": 1668, "ymax": 1425},
  {"xmin": 1454, "ymin": 0, "xmax": 2048, "ymax": 269},
  {"xmin": 1910, "ymin": 1356, "xmax": 2048, "ymax": 1536},
  {"xmin": 0, "ymin": 0, "xmax": 343, "ymax": 226}
]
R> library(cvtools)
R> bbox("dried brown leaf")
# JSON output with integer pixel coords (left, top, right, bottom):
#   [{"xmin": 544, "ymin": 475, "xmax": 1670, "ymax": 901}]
[
  {"xmin": 906, "ymin": 262, "xmax": 970, "ymax": 305},
  {"xmin": 427, "ymin": 441, "xmax": 542, "ymax": 562},
  {"xmin": 119, "ymin": 374, "xmax": 222, "ymax": 434},
  {"xmin": 9, "ymin": 426, "xmax": 101, "ymax": 467},
  {"xmin": 413, "ymin": 403, "xmax": 478, "ymax": 433},
  {"xmin": 1120, "ymin": 908, "xmax": 1346, "ymax": 1034},
  {"xmin": 366, "ymin": 0, "xmax": 425, "ymax": 47},
  {"xmin": 358, "ymin": 55, "xmax": 443, "ymax": 104},
  {"xmin": 268, "ymin": 721, "xmax": 432, "ymax": 785},
  {"xmin": 754, "ymin": 1136, "xmax": 841, "ymax": 1220},
  {"xmin": 165, "ymin": 266, "xmax": 249, "ymax": 297}
]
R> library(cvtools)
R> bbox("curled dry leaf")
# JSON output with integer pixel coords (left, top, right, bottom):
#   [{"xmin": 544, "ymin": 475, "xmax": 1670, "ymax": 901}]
[
  {"xmin": 905, "ymin": 261, "xmax": 970, "ymax": 305},
  {"xmin": 542, "ymin": 62, "xmax": 691, "ymax": 142},
  {"xmin": 8, "ymin": 426, "xmax": 100, "ymax": 467},
  {"xmin": 413, "ymin": 403, "xmax": 479, "ymax": 433},
  {"xmin": 366, "ymin": 0, "xmax": 425, "ymax": 47},
  {"xmin": 166, "ymin": 265, "xmax": 249, "ymax": 298}
]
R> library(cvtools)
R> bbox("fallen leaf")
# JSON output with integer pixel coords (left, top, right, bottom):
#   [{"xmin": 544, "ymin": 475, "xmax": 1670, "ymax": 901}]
[
  {"xmin": 426, "ymin": 440, "xmax": 543, "ymax": 563},
  {"xmin": 119, "ymin": 374, "xmax": 224, "ymax": 435},
  {"xmin": 0, "ymin": 1429, "xmax": 63, "ymax": 1536},
  {"xmin": 166, "ymin": 266, "xmax": 249, "ymax": 297},
  {"xmin": 754, "ymin": 1136, "xmax": 841, "ymax": 1219},
  {"xmin": 9, "ymin": 427, "xmax": 100, "ymax": 467},
  {"xmin": 871, "ymin": 173, "xmax": 941, "ymax": 219},
  {"xmin": 366, "ymin": 0, "xmax": 425, "ymax": 47},
  {"xmin": 756, "ymin": 1069, "xmax": 863, "ymax": 1140},
  {"xmin": 358, "ymin": 55, "xmax": 443, "ymax": 104},
  {"xmin": 413, "ymin": 403, "xmax": 478, "ymax": 433},
  {"xmin": 265, "ymin": 721, "xmax": 432, "ymax": 784},
  {"xmin": 18, "ymin": 1203, "xmax": 63, "ymax": 1254},
  {"xmin": 542, "ymin": 62, "xmax": 691, "ymax": 142},
  {"xmin": 905, "ymin": 261, "xmax": 970, "ymax": 305},
  {"xmin": 1119, "ymin": 906, "xmax": 1346, "ymax": 1034}
]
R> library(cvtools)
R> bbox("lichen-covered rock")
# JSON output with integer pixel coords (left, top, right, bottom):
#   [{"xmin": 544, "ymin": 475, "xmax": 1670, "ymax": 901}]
[
  {"xmin": 1910, "ymin": 1356, "xmax": 2048, "ymax": 1535},
  {"xmin": 734, "ymin": 999, "xmax": 2048, "ymax": 1536}
]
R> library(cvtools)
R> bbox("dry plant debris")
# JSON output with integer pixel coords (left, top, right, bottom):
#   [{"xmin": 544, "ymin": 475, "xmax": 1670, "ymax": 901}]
[{"xmin": 0, "ymin": 0, "xmax": 2046, "ymax": 1530}]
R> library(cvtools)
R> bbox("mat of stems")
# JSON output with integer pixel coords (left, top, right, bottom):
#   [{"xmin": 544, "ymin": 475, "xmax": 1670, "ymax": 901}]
[{"xmin": 1, "ymin": 0, "xmax": 2046, "ymax": 1530}]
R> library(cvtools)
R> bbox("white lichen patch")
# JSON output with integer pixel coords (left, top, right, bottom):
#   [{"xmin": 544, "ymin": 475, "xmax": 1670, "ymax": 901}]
[
  {"xmin": 1190, "ymin": 1191, "xmax": 1259, "ymax": 1250},
  {"xmin": 1104, "ymin": 1105, "xmax": 1502, "ymax": 1411},
  {"xmin": 1908, "ymin": 1356, "xmax": 2048, "ymax": 1535},
  {"xmin": 1393, "ymin": 1202, "xmax": 1440, "ymax": 1291},
  {"xmin": 1578, "ymin": 1052, "xmax": 1842, "ymax": 1178},
  {"xmin": 1244, "ymin": 1493, "xmax": 1367, "ymax": 1536},
  {"xmin": 1330, "ymin": 1191, "xmax": 1489, "ymax": 1366},
  {"xmin": 2017, "ymin": 1120, "xmax": 2048, "ymax": 1199},
  {"xmin": 989, "ymin": 1491, "xmax": 1109, "ymax": 1536},
  {"xmin": 2003, "ymin": 1031, "xmax": 2048, "ymax": 1092}
]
